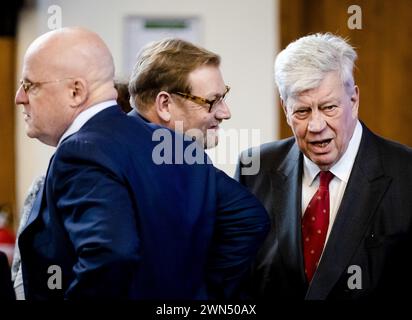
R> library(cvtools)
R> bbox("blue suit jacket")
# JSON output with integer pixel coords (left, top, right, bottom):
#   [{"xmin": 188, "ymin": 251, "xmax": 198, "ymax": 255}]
[{"xmin": 19, "ymin": 106, "xmax": 269, "ymax": 300}]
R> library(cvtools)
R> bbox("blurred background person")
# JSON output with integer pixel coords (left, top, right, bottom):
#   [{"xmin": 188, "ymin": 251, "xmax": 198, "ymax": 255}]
[
  {"xmin": 114, "ymin": 80, "xmax": 132, "ymax": 113},
  {"xmin": 11, "ymin": 175, "xmax": 44, "ymax": 299}
]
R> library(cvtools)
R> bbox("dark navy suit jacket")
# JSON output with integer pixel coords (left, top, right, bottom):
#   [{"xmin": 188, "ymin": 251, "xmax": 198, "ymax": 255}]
[{"xmin": 19, "ymin": 106, "xmax": 269, "ymax": 300}]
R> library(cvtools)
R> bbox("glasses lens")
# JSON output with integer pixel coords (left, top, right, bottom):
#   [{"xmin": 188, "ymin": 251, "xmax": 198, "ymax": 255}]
[
  {"xmin": 21, "ymin": 80, "xmax": 33, "ymax": 93},
  {"xmin": 210, "ymin": 88, "xmax": 230, "ymax": 112}
]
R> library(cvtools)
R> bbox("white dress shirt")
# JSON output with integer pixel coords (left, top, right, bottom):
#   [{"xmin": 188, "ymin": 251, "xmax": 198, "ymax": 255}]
[
  {"xmin": 57, "ymin": 100, "xmax": 117, "ymax": 146},
  {"xmin": 302, "ymin": 120, "xmax": 363, "ymax": 244}
]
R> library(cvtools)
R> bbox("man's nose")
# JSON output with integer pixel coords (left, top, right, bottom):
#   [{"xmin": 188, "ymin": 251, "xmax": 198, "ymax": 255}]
[
  {"xmin": 214, "ymin": 101, "xmax": 231, "ymax": 120},
  {"xmin": 15, "ymin": 84, "xmax": 28, "ymax": 106},
  {"xmin": 307, "ymin": 110, "xmax": 327, "ymax": 132}
]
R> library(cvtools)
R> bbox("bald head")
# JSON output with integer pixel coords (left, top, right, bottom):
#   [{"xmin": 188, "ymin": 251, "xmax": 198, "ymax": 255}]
[
  {"xmin": 24, "ymin": 27, "xmax": 116, "ymax": 106},
  {"xmin": 16, "ymin": 27, "xmax": 118, "ymax": 146},
  {"xmin": 27, "ymin": 27, "xmax": 114, "ymax": 81}
]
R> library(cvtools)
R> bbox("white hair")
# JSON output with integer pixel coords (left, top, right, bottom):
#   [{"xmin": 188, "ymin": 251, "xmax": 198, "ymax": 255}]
[{"xmin": 274, "ymin": 33, "xmax": 357, "ymax": 105}]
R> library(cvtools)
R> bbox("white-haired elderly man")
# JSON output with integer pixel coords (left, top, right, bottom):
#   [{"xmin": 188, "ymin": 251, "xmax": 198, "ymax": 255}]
[{"xmin": 236, "ymin": 33, "xmax": 412, "ymax": 300}]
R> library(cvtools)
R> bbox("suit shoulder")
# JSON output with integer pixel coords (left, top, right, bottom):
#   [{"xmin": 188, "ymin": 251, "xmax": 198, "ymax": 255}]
[
  {"xmin": 237, "ymin": 137, "xmax": 297, "ymax": 178},
  {"xmin": 241, "ymin": 137, "xmax": 296, "ymax": 163},
  {"xmin": 259, "ymin": 137, "xmax": 296, "ymax": 157},
  {"xmin": 374, "ymin": 135, "xmax": 412, "ymax": 175},
  {"xmin": 376, "ymin": 135, "xmax": 412, "ymax": 158},
  {"xmin": 364, "ymin": 128, "xmax": 412, "ymax": 162}
]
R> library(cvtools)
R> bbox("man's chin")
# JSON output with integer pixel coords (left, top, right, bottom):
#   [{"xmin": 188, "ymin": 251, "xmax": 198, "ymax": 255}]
[
  {"xmin": 309, "ymin": 153, "xmax": 338, "ymax": 170},
  {"xmin": 26, "ymin": 129, "xmax": 36, "ymax": 139},
  {"xmin": 186, "ymin": 131, "xmax": 218, "ymax": 149},
  {"xmin": 204, "ymin": 135, "xmax": 218, "ymax": 149},
  {"xmin": 204, "ymin": 128, "xmax": 220, "ymax": 149}
]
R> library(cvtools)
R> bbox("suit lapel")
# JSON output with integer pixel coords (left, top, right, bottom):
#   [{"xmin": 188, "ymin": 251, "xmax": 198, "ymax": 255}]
[
  {"xmin": 270, "ymin": 143, "xmax": 307, "ymax": 286},
  {"xmin": 306, "ymin": 125, "xmax": 392, "ymax": 299}
]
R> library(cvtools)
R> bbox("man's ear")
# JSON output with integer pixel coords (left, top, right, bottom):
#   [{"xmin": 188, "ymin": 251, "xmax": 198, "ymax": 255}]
[
  {"xmin": 69, "ymin": 78, "xmax": 88, "ymax": 108},
  {"xmin": 155, "ymin": 91, "xmax": 172, "ymax": 122},
  {"xmin": 351, "ymin": 85, "xmax": 360, "ymax": 118}
]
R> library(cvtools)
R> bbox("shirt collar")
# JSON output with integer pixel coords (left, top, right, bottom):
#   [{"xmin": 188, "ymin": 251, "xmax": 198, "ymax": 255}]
[
  {"xmin": 57, "ymin": 100, "xmax": 117, "ymax": 147},
  {"xmin": 303, "ymin": 120, "xmax": 363, "ymax": 186}
]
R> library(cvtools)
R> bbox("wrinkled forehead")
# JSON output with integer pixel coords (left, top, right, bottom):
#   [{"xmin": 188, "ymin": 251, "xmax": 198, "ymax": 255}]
[{"xmin": 285, "ymin": 71, "xmax": 348, "ymax": 107}]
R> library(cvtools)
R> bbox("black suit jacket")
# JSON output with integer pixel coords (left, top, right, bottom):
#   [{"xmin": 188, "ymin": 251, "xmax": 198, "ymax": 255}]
[
  {"xmin": 0, "ymin": 251, "xmax": 15, "ymax": 300},
  {"xmin": 236, "ymin": 123, "xmax": 412, "ymax": 299}
]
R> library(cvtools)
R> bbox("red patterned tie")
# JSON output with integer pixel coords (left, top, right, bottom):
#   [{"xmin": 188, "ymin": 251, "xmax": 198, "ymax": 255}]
[{"xmin": 302, "ymin": 171, "xmax": 334, "ymax": 282}]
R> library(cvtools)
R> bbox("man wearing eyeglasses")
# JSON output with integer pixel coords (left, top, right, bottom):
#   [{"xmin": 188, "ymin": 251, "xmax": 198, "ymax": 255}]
[
  {"xmin": 14, "ymin": 28, "xmax": 269, "ymax": 300},
  {"xmin": 128, "ymin": 38, "xmax": 231, "ymax": 149}
]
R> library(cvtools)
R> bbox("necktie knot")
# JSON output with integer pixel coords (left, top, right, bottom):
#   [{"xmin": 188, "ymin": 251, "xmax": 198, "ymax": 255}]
[{"xmin": 319, "ymin": 171, "xmax": 334, "ymax": 188}]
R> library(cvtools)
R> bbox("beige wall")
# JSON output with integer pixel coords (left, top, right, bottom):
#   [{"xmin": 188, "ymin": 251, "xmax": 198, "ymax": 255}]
[{"xmin": 15, "ymin": 0, "xmax": 279, "ymax": 212}]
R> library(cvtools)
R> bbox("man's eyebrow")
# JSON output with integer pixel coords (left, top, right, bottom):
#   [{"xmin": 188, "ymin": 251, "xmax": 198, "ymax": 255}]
[
  {"xmin": 318, "ymin": 97, "xmax": 340, "ymax": 106},
  {"xmin": 291, "ymin": 103, "xmax": 310, "ymax": 108},
  {"xmin": 210, "ymin": 88, "xmax": 228, "ymax": 98}
]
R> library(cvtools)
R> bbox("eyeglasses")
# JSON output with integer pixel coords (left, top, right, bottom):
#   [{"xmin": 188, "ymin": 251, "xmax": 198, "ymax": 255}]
[
  {"xmin": 172, "ymin": 85, "xmax": 230, "ymax": 113},
  {"xmin": 19, "ymin": 78, "xmax": 73, "ymax": 94}
]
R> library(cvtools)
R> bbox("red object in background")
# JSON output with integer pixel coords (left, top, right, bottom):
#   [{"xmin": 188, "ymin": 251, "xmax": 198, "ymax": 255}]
[{"xmin": 0, "ymin": 227, "xmax": 15, "ymax": 266}]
